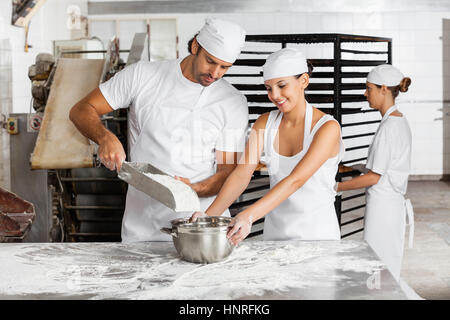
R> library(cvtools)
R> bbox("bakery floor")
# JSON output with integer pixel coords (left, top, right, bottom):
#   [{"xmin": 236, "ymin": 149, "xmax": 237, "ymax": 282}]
[{"xmin": 343, "ymin": 180, "xmax": 450, "ymax": 300}]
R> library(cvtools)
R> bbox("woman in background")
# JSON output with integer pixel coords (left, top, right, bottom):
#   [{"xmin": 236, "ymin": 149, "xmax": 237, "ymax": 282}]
[{"xmin": 337, "ymin": 64, "xmax": 414, "ymax": 283}]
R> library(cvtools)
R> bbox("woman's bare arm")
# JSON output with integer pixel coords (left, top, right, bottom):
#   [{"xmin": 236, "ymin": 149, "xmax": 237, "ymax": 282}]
[
  {"xmin": 337, "ymin": 170, "xmax": 381, "ymax": 191},
  {"xmin": 233, "ymin": 120, "xmax": 341, "ymax": 224},
  {"xmin": 204, "ymin": 113, "xmax": 269, "ymax": 216}
]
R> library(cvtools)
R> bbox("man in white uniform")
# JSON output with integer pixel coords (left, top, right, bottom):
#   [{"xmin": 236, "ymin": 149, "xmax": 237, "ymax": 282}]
[{"xmin": 69, "ymin": 19, "xmax": 249, "ymax": 242}]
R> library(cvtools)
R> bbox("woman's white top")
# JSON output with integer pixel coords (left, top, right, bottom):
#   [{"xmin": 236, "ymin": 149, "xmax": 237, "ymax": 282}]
[
  {"xmin": 365, "ymin": 105, "xmax": 412, "ymax": 198},
  {"xmin": 262, "ymin": 102, "xmax": 345, "ymax": 241}
]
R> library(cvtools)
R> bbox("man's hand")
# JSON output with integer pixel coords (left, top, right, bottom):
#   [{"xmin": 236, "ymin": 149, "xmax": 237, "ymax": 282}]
[
  {"xmin": 98, "ymin": 132, "xmax": 126, "ymax": 172},
  {"xmin": 227, "ymin": 213, "xmax": 253, "ymax": 246},
  {"xmin": 174, "ymin": 176, "xmax": 191, "ymax": 185},
  {"xmin": 174, "ymin": 176, "xmax": 202, "ymax": 194}
]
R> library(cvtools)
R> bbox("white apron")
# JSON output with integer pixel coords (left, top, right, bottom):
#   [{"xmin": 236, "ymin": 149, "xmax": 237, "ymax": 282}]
[
  {"xmin": 122, "ymin": 85, "xmax": 230, "ymax": 242},
  {"xmin": 364, "ymin": 105, "xmax": 415, "ymax": 281},
  {"xmin": 263, "ymin": 102, "xmax": 344, "ymax": 241}
]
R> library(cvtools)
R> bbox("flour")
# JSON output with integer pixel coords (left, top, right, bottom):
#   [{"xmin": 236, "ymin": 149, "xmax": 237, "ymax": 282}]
[
  {"xmin": 0, "ymin": 241, "xmax": 386, "ymax": 300},
  {"xmin": 143, "ymin": 173, "xmax": 200, "ymax": 212},
  {"xmin": 133, "ymin": 241, "xmax": 385, "ymax": 300}
]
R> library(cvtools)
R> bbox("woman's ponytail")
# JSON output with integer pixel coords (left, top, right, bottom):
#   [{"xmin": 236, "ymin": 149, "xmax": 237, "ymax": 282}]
[{"xmin": 399, "ymin": 77, "xmax": 411, "ymax": 93}]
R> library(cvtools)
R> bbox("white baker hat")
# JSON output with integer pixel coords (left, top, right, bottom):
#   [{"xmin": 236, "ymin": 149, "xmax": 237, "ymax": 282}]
[
  {"xmin": 196, "ymin": 18, "xmax": 246, "ymax": 64},
  {"xmin": 367, "ymin": 64, "xmax": 404, "ymax": 87},
  {"xmin": 263, "ymin": 48, "xmax": 308, "ymax": 81}
]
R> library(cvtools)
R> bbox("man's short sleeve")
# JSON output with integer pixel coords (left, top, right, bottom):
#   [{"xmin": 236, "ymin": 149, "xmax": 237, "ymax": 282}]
[
  {"xmin": 365, "ymin": 127, "xmax": 391, "ymax": 175},
  {"xmin": 215, "ymin": 94, "xmax": 249, "ymax": 153},
  {"xmin": 99, "ymin": 62, "xmax": 141, "ymax": 110}
]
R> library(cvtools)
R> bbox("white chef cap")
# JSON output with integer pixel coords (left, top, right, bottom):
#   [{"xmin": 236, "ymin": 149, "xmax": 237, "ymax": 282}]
[
  {"xmin": 196, "ymin": 18, "xmax": 246, "ymax": 63},
  {"xmin": 367, "ymin": 64, "xmax": 404, "ymax": 87},
  {"xmin": 263, "ymin": 48, "xmax": 308, "ymax": 81}
]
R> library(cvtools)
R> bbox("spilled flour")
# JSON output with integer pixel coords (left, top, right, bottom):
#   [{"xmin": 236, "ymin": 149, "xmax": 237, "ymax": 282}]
[
  {"xmin": 144, "ymin": 173, "xmax": 200, "ymax": 212},
  {"xmin": 0, "ymin": 241, "xmax": 386, "ymax": 299}
]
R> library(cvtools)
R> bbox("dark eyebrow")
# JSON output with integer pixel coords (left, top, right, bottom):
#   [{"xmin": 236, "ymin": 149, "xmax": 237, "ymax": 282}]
[
  {"xmin": 205, "ymin": 54, "xmax": 232, "ymax": 68},
  {"xmin": 206, "ymin": 56, "xmax": 216, "ymax": 64}
]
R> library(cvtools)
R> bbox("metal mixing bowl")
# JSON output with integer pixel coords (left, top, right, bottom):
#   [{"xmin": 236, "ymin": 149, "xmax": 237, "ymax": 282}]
[{"xmin": 161, "ymin": 216, "xmax": 234, "ymax": 264}]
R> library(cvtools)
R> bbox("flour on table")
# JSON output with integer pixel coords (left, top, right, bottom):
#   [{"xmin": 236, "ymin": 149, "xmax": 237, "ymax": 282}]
[{"xmin": 0, "ymin": 241, "xmax": 385, "ymax": 300}]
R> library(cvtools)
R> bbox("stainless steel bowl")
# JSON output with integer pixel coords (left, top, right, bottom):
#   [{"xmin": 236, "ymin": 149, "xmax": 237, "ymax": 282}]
[{"xmin": 161, "ymin": 216, "xmax": 234, "ymax": 264}]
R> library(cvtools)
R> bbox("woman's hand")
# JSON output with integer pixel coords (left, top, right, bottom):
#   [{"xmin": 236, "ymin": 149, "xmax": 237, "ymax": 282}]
[
  {"xmin": 227, "ymin": 213, "xmax": 253, "ymax": 246},
  {"xmin": 351, "ymin": 164, "xmax": 368, "ymax": 174},
  {"xmin": 190, "ymin": 211, "xmax": 207, "ymax": 222}
]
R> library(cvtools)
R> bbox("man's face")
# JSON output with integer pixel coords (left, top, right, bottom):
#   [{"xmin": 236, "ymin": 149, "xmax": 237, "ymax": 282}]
[{"xmin": 191, "ymin": 42, "xmax": 233, "ymax": 87}]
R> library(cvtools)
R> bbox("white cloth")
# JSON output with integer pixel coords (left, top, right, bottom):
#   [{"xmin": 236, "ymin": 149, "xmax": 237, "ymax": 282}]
[
  {"xmin": 99, "ymin": 59, "xmax": 249, "ymax": 242},
  {"xmin": 262, "ymin": 102, "xmax": 344, "ymax": 240},
  {"xmin": 196, "ymin": 18, "xmax": 246, "ymax": 63},
  {"xmin": 367, "ymin": 64, "xmax": 404, "ymax": 86},
  {"xmin": 365, "ymin": 193, "xmax": 406, "ymax": 281},
  {"xmin": 364, "ymin": 105, "xmax": 414, "ymax": 281},
  {"xmin": 263, "ymin": 48, "xmax": 308, "ymax": 81}
]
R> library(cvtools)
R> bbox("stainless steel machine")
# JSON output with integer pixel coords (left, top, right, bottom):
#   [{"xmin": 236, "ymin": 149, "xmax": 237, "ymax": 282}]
[{"xmin": 7, "ymin": 35, "xmax": 147, "ymax": 243}]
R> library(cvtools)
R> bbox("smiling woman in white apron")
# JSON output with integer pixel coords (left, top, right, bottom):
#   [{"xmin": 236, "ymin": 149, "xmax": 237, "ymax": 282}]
[
  {"xmin": 337, "ymin": 64, "xmax": 414, "ymax": 282},
  {"xmin": 192, "ymin": 48, "xmax": 345, "ymax": 245}
]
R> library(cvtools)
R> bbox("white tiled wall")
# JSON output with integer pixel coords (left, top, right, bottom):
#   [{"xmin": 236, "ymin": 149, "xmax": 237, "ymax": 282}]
[
  {"xmin": 0, "ymin": 0, "xmax": 87, "ymax": 114},
  {"xmin": 168, "ymin": 11, "xmax": 450, "ymax": 176},
  {"xmin": 90, "ymin": 18, "xmax": 177, "ymax": 62}
]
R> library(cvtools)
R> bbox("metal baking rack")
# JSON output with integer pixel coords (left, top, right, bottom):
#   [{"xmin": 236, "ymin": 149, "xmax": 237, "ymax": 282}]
[
  {"xmin": 55, "ymin": 34, "xmax": 392, "ymax": 242},
  {"xmin": 226, "ymin": 33, "xmax": 392, "ymax": 239}
]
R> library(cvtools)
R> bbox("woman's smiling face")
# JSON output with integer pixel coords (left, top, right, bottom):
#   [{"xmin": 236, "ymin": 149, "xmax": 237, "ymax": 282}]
[{"xmin": 264, "ymin": 74, "xmax": 308, "ymax": 113}]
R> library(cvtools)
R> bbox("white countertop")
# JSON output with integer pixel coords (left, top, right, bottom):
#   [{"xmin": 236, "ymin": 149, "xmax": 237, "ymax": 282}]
[{"xmin": 0, "ymin": 240, "xmax": 407, "ymax": 299}]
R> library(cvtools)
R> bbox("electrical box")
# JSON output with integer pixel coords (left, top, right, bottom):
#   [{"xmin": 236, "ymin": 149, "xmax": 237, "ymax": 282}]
[{"xmin": 7, "ymin": 117, "xmax": 18, "ymax": 135}]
